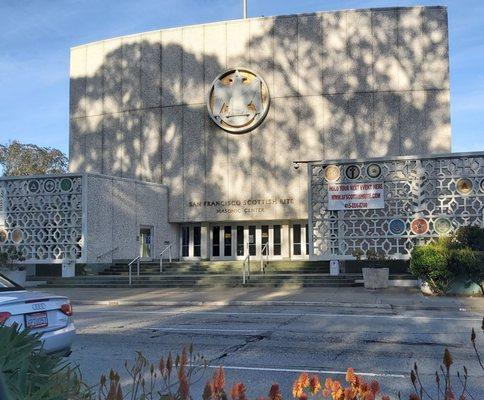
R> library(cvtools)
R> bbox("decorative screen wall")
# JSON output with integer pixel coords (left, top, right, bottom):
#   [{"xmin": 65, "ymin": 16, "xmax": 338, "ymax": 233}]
[
  {"xmin": 310, "ymin": 153, "xmax": 484, "ymax": 259},
  {"xmin": 0, "ymin": 175, "xmax": 83, "ymax": 262}
]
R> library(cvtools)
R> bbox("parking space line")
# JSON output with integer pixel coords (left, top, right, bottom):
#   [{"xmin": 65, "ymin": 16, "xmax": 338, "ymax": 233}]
[{"xmin": 201, "ymin": 364, "xmax": 406, "ymax": 379}]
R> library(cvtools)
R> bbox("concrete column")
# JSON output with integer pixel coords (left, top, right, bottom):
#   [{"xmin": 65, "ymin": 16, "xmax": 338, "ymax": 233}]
[
  {"xmin": 255, "ymin": 225, "xmax": 261, "ymax": 258},
  {"xmin": 188, "ymin": 226, "xmax": 194, "ymax": 258},
  {"xmin": 201, "ymin": 223, "xmax": 209, "ymax": 260},
  {"xmin": 282, "ymin": 222, "xmax": 290, "ymax": 259},
  {"xmin": 268, "ymin": 225, "xmax": 274, "ymax": 258},
  {"xmin": 231, "ymin": 225, "xmax": 237, "ymax": 259}
]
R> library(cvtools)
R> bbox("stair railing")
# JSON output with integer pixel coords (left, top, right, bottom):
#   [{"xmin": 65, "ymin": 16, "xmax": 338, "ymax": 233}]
[
  {"xmin": 260, "ymin": 243, "xmax": 269, "ymax": 273},
  {"xmin": 242, "ymin": 254, "xmax": 251, "ymax": 285},
  {"xmin": 96, "ymin": 246, "xmax": 119, "ymax": 261},
  {"xmin": 128, "ymin": 256, "xmax": 141, "ymax": 285},
  {"xmin": 159, "ymin": 243, "xmax": 172, "ymax": 273}
]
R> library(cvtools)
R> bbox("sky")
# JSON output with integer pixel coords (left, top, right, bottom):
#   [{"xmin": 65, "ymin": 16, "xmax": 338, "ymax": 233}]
[{"xmin": 0, "ymin": 0, "xmax": 483, "ymax": 156}]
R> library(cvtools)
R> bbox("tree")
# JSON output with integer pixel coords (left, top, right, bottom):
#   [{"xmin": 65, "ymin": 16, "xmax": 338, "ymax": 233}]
[{"xmin": 0, "ymin": 140, "xmax": 68, "ymax": 176}]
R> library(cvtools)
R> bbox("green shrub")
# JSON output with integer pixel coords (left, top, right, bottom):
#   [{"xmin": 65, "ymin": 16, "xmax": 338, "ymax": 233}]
[
  {"xmin": 410, "ymin": 240, "xmax": 452, "ymax": 294},
  {"xmin": 450, "ymin": 247, "xmax": 484, "ymax": 295},
  {"xmin": 0, "ymin": 324, "xmax": 90, "ymax": 400},
  {"xmin": 454, "ymin": 225, "xmax": 484, "ymax": 251}
]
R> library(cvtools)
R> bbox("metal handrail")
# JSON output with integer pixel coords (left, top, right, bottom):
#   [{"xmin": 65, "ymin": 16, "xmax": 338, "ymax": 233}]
[
  {"xmin": 159, "ymin": 243, "xmax": 172, "ymax": 273},
  {"xmin": 96, "ymin": 246, "xmax": 119, "ymax": 261},
  {"xmin": 242, "ymin": 254, "xmax": 250, "ymax": 285},
  {"xmin": 128, "ymin": 256, "xmax": 141, "ymax": 285},
  {"xmin": 260, "ymin": 243, "xmax": 269, "ymax": 273}
]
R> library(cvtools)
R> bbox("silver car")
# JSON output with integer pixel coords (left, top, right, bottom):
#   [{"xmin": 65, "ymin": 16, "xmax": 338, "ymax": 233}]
[{"xmin": 0, "ymin": 273, "xmax": 75, "ymax": 356}]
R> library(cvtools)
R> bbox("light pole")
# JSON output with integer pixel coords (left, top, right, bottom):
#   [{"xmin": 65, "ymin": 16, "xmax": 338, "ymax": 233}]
[{"xmin": 243, "ymin": 0, "xmax": 247, "ymax": 19}]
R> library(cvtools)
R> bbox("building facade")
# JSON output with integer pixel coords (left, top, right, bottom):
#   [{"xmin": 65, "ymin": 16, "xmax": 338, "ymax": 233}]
[{"xmin": 0, "ymin": 6, "xmax": 453, "ymax": 267}]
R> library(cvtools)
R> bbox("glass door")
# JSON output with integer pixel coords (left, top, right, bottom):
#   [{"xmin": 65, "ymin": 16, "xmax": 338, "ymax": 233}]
[
  {"xmin": 236, "ymin": 226, "xmax": 244, "ymax": 256},
  {"xmin": 223, "ymin": 226, "xmax": 232, "ymax": 257},
  {"xmin": 140, "ymin": 226, "xmax": 153, "ymax": 259}
]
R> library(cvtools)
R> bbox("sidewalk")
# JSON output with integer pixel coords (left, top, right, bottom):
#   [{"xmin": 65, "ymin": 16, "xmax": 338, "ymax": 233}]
[{"xmin": 44, "ymin": 286, "xmax": 484, "ymax": 312}]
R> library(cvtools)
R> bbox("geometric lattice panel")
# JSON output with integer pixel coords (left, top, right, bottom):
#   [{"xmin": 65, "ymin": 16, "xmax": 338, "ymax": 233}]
[
  {"xmin": 311, "ymin": 153, "xmax": 484, "ymax": 259},
  {"xmin": 0, "ymin": 175, "xmax": 83, "ymax": 262}
]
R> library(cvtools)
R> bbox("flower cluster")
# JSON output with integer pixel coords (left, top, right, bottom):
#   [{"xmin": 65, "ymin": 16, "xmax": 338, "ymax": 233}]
[{"xmin": 292, "ymin": 368, "xmax": 389, "ymax": 400}]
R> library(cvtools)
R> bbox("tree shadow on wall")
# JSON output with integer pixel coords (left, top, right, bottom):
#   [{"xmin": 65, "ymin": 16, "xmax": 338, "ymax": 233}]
[{"xmin": 69, "ymin": 7, "xmax": 450, "ymax": 233}]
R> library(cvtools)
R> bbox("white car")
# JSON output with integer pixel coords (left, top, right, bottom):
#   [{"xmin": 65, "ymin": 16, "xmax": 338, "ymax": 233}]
[{"xmin": 0, "ymin": 273, "xmax": 75, "ymax": 356}]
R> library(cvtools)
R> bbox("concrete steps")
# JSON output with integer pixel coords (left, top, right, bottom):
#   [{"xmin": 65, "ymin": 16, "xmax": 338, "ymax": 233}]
[{"xmin": 31, "ymin": 260, "xmax": 415, "ymax": 288}]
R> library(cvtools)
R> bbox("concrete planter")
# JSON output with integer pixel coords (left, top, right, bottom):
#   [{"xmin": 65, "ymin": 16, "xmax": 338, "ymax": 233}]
[
  {"xmin": 2, "ymin": 269, "xmax": 27, "ymax": 286},
  {"xmin": 362, "ymin": 267, "xmax": 389, "ymax": 289}
]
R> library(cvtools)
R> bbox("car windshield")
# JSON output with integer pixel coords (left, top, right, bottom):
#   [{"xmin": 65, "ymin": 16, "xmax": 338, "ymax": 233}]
[{"xmin": 0, "ymin": 274, "xmax": 24, "ymax": 291}]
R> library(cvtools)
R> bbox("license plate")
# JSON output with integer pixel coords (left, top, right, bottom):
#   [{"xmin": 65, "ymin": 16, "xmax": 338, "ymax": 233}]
[{"xmin": 25, "ymin": 312, "xmax": 48, "ymax": 329}]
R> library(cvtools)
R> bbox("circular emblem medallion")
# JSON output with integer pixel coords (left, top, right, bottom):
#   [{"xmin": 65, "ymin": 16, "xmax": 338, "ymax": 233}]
[
  {"xmin": 11, "ymin": 228, "xmax": 23, "ymax": 244},
  {"xmin": 345, "ymin": 165, "xmax": 360, "ymax": 180},
  {"xmin": 434, "ymin": 217, "xmax": 452, "ymax": 235},
  {"xmin": 324, "ymin": 165, "xmax": 340, "ymax": 182},
  {"xmin": 28, "ymin": 180, "xmax": 40, "ymax": 193},
  {"xmin": 411, "ymin": 218, "xmax": 429, "ymax": 235},
  {"xmin": 207, "ymin": 68, "xmax": 270, "ymax": 133},
  {"xmin": 367, "ymin": 163, "xmax": 382, "ymax": 179},
  {"xmin": 0, "ymin": 228, "xmax": 7, "ymax": 243},
  {"xmin": 456, "ymin": 178, "xmax": 473, "ymax": 195},
  {"xmin": 60, "ymin": 178, "xmax": 73, "ymax": 192},
  {"xmin": 389, "ymin": 219, "xmax": 406, "ymax": 235},
  {"xmin": 43, "ymin": 179, "xmax": 56, "ymax": 193},
  {"xmin": 479, "ymin": 178, "xmax": 484, "ymax": 193}
]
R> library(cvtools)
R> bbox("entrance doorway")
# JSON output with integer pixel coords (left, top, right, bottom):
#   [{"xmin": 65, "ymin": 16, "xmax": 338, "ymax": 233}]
[
  {"xmin": 209, "ymin": 223, "xmax": 285, "ymax": 260},
  {"xmin": 139, "ymin": 226, "xmax": 153, "ymax": 259},
  {"xmin": 180, "ymin": 225, "xmax": 202, "ymax": 259},
  {"xmin": 179, "ymin": 222, "xmax": 309, "ymax": 260}
]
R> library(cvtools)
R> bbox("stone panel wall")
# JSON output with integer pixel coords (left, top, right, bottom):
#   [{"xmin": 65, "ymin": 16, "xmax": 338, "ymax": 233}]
[
  {"xmin": 0, "ymin": 174, "xmax": 174, "ymax": 265},
  {"xmin": 310, "ymin": 153, "xmax": 484, "ymax": 259},
  {"xmin": 69, "ymin": 6, "xmax": 451, "ymax": 223}
]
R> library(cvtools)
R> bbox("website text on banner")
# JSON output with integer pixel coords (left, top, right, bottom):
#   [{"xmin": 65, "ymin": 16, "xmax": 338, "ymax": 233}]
[{"xmin": 327, "ymin": 182, "xmax": 384, "ymax": 210}]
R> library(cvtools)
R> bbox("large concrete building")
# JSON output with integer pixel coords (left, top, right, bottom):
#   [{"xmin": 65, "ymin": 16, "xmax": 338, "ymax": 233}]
[{"xmin": 0, "ymin": 6, "xmax": 452, "ymax": 267}]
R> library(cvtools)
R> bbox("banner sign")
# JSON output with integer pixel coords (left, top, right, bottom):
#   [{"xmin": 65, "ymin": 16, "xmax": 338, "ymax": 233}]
[{"xmin": 328, "ymin": 182, "xmax": 384, "ymax": 210}]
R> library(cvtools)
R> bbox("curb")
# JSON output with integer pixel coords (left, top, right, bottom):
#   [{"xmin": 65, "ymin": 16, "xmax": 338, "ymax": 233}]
[
  {"xmin": 70, "ymin": 299, "xmax": 484, "ymax": 312},
  {"xmin": 71, "ymin": 299, "xmax": 392, "ymax": 309}
]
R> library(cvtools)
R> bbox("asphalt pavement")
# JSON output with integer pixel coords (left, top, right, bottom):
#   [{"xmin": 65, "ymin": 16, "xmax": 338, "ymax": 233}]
[{"xmin": 67, "ymin": 296, "xmax": 484, "ymax": 399}]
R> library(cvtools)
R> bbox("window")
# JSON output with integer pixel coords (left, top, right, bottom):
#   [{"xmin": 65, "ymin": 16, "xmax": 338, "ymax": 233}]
[
  {"xmin": 248, "ymin": 226, "xmax": 256, "ymax": 256},
  {"xmin": 261, "ymin": 225, "xmax": 269, "ymax": 255},
  {"xmin": 236, "ymin": 226, "xmax": 244, "ymax": 256},
  {"xmin": 193, "ymin": 226, "xmax": 201, "ymax": 257},
  {"xmin": 181, "ymin": 226, "xmax": 189, "ymax": 257},
  {"xmin": 293, "ymin": 224, "xmax": 301, "ymax": 256},
  {"xmin": 212, "ymin": 226, "xmax": 220, "ymax": 257},
  {"xmin": 273, "ymin": 225, "xmax": 281, "ymax": 256},
  {"xmin": 224, "ymin": 226, "xmax": 232, "ymax": 257}
]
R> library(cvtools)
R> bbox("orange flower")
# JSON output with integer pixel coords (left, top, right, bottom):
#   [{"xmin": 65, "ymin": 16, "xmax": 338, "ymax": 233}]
[
  {"xmin": 369, "ymin": 381, "xmax": 380, "ymax": 394},
  {"xmin": 179, "ymin": 372, "xmax": 190, "ymax": 400},
  {"xmin": 300, "ymin": 372, "xmax": 310, "ymax": 388},
  {"xmin": 309, "ymin": 375, "xmax": 321, "ymax": 395},
  {"xmin": 213, "ymin": 367, "xmax": 225, "ymax": 394},
  {"xmin": 293, "ymin": 372, "xmax": 311, "ymax": 398},
  {"xmin": 230, "ymin": 382, "xmax": 247, "ymax": 400},
  {"xmin": 292, "ymin": 380, "xmax": 304, "ymax": 398},
  {"xmin": 268, "ymin": 383, "xmax": 282, "ymax": 400},
  {"xmin": 322, "ymin": 378, "xmax": 333, "ymax": 397},
  {"xmin": 346, "ymin": 368, "xmax": 356, "ymax": 384},
  {"xmin": 202, "ymin": 381, "xmax": 213, "ymax": 400},
  {"xmin": 299, "ymin": 394, "xmax": 308, "ymax": 400}
]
